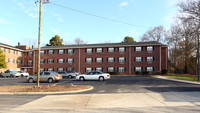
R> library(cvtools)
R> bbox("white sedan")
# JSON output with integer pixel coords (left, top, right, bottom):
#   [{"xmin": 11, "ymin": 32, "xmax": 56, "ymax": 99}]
[{"xmin": 76, "ymin": 71, "xmax": 110, "ymax": 81}]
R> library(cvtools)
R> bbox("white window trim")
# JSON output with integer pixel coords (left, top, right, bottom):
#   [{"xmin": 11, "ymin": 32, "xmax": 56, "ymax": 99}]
[
  {"xmin": 108, "ymin": 57, "xmax": 114, "ymax": 62},
  {"xmin": 136, "ymin": 47, "xmax": 142, "ymax": 51},
  {"xmin": 119, "ymin": 47, "xmax": 125, "ymax": 52}
]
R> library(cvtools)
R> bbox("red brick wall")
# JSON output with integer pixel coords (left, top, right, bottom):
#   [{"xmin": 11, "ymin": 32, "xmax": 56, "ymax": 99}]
[{"xmin": 21, "ymin": 45, "xmax": 168, "ymax": 75}]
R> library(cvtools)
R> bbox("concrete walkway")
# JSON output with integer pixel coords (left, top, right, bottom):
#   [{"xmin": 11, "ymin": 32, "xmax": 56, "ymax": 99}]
[
  {"xmin": 155, "ymin": 75, "xmax": 200, "ymax": 85},
  {"xmin": 13, "ymin": 92, "xmax": 200, "ymax": 111}
]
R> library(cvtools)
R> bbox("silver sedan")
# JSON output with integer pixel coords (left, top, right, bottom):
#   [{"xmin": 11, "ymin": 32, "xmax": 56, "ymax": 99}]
[{"xmin": 27, "ymin": 71, "xmax": 62, "ymax": 83}]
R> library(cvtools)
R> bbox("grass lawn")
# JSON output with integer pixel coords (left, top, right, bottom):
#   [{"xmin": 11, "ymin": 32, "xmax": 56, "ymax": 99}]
[{"xmin": 162, "ymin": 74, "xmax": 199, "ymax": 82}]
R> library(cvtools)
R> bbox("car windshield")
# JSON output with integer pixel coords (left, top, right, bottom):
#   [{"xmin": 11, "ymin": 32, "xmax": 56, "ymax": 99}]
[{"xmin": 51, "ymin": 71, "xmax": 58, "ymax": 75}]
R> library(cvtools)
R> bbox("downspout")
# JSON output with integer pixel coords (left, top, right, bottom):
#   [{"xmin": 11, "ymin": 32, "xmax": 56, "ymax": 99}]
[{"xmin": 129, "ymin": 47, "xmax": 131, "ymax": 75}]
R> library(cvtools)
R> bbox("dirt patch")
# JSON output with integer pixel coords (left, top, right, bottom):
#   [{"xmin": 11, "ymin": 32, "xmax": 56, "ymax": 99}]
[{"xmin": 0, "ymin": 84, "xmax": 92, "ymax": 92}]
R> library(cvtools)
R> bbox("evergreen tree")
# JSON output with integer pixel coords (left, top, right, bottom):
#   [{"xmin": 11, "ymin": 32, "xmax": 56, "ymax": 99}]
[
  {"xmin": 46, "ymin": 35, "xmax": 63, "ymax": 46},
  {"xmin": 0, "ymin": 49, "xmax": 7, "ymax": 69}
]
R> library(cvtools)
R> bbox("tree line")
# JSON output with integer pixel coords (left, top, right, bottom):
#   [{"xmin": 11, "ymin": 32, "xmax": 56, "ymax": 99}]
[{"xmin": 140, "ymin": 0, "xmax": 200, "ymax": 74}]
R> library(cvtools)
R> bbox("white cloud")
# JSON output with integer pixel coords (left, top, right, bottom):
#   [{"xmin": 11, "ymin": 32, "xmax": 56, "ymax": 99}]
[
  {"xmin": 53, "ymin": 14, "xmax": 64, "ymax": 22},
  {"xmin": 120, "ymin": 2, "xmax": 129, "ymax": 7},
  {"xmin": 0, "ymin": 18, "xmax": 8, "ymax": 24},
  {"xmin": 49, "ymin": 27, "xmax": 60, "ymax": 34},
  {"xmin": 0, "ymin": 36, "xmax": 14, "ymax": 45},
  {"xmin": 14, "ymin": 0, "xmax": 38, "ymax": 18}
]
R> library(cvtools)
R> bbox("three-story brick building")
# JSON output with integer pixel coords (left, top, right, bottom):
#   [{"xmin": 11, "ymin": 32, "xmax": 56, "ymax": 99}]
[{"xmin": 0, "ymin": 41, "xmax": 168, "ymax": 75}]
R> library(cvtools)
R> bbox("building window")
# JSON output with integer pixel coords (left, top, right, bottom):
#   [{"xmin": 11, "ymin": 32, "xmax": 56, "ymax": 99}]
[
  {"xmin": 86, "ymin": 68, "xmax": 92, "ymax": 72},
  {"xmin": 96, "ymin": 67, "xmax": 102, "ymax": 72},
  {"xmin": 8, "ymin": 59, "xmax": 14, "ymax": 63},
  {"xmin": 28, "ymin": 52, "xmax": 33, "ymax": 56},
  {"xmin": 40, "ymin": 68, "xmax": 44, "ymax": 72},
  {"xmin": 68, "ymin": 49, "xmax": 74, "ymax": 54},
  {"xmin": 147, "ymin": 57, "xmax": 153, "ymax": 62},
  {"xmin": 48, "ymin": 68, "xmax": 53, "ymax": 72},
  {"xmin": 28, "ymin": 60, "xmax": 32, "ymax": 65},
  {"xmin": 135, "ymin": 57, "xmax": 142, "ymax": 62},
  {"xmin": 108, "ymin": 48, "xmax": 114, "ymax": 52},
  {"xmin": 17, "ymin": 60, "xmax": 21, "ymax": 64},
  {"xmin": 48, "ymin": 50, "xmax": 54, "ymax": 54},
  {"xmin": 48, "ymin": 59, "xmax": 54, "ymax": 64},
  {"xmin": 119, "ymin": 57, "xmax": 125, "ymax": 63},
  {"xmin": 40, "ymin": 59, "xmax": 45, "ymax": 64},
  {"xmin": 67, "ymin": 68, "xmax": 74, "ymax": 72},
  {"xmin": 108, "ymin": 67, "xmax": 114, "ymax": 72},
  {"xmin": 67, "ymin": 59, "xmax": 73, "ymax": 63},
  {"xmin": 119, "ymin": 47, "xmax": 125, "ymax": 52},
  {"xmin": 135, "ymin": 47, "xmax": 142, "ymax": 51},
  {"xmin": 1, "ymin": 48, "xmax": 5, "ymax": 52},
  {"xmin": 9, "ymin": 49, "xmax": 14, "ymax": 54},
  {"xmin": 58, "ymin": 68, "xmax": 64, "ymax": 72},
  {"xmin": 17, "ymin": 51, "xmax": 22, "ymax": 56},
  {"xmin": 40, "ymin": 50, "xmax": 45, "ymax": 54},
  {"xmin": 108, "ymin": 57, "xmax": 114, "ymax": 62},
  {"xmin": 147, "ymin": 46, "xmax": 153, "ymax": 51},
  {"xmin": 96, "ymin": 58, "xmax": 102, "ymax": 62},
  {"xmin": 96, "ymin": 48, "xmax": 102, "ymax": 53},
  {"xmin": 58, "ymin": 59, "xmax": 64, "ymax": 63},
  {"xmin": 135, "ymin": 67, "xmax": 142, "ymax": 72},
  {"xmin": 86, "ymin": 58, "xmax": 92, "ymax": 63},
  {"xmin": 147, "ymin": 67, "xmax": 153, "ymax": 72},
  {"xmin": 118, "ymin": 67, "xmax": 125, "ymax": 72},
  {"xmin": 86, "ymin": 48, "xmax": 92, "ymax": 53},
  {"xmin": 59, "ymin": 50, "xmax": 64, "ymax": 54}
]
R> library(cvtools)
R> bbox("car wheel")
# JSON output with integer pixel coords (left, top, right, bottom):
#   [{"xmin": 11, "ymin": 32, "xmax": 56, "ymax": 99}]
[
  {"xmin": 68, "ymin": 75, "xmax": 72, "ymax": 79},
  {"xmin": 99, "ymin": 76, "xmax": 104, "ymax": 81},
  {"xmin": 0, "ymin": 74, "xmax": 3, "ymax": 78},
  {"xmin": 48, "ymin": 78, "xmax": 53, "ymax": 83},
  {"xmin": 79, "ymin": 77, "xmax": 84, "ymax": 81},
  {"xmin": 28, "ymin": 78, "xmax": 34, "ymax": 83},
  {"xmin": 21, "ymin": 74, "xmax": 24, "ymax": 77},
  {"xmin": 10, "ymin": 75, "xmax": 14, "ymax": 78}
]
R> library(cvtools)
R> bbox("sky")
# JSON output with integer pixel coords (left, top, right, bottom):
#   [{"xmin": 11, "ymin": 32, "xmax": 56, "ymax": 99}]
[{"xmin": 0, "ymin": 0, "xmax": 180, "ymax": 47}]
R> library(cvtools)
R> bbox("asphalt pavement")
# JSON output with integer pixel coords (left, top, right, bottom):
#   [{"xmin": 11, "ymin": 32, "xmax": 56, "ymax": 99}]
[{"xmin": 0, "ymin": 76, "xmax": 200, "ymax": 113}]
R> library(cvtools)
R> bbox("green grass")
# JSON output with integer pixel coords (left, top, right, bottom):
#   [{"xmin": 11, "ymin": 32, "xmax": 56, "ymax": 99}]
[{"xmin": 162, "ymin": 74, "xmax": 199, "ymax": 82}]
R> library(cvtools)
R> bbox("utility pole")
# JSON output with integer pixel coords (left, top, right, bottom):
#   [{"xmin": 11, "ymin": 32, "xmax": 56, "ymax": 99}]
[
  {"xmin": 37, "ymin": 0, "xmax": 42, "ymax": 87},
  {"xmin": 36, "ymin": 0, "xmax": 50, "ymax": 87},
  {"xmin": 198, "ymin": 29, "xmax": 200, "ymax": 81}
]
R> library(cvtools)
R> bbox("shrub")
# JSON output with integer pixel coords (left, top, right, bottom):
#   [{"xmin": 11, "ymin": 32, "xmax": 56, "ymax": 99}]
[
  {"xmin": 135, "ymin": 71, "xmax": 140, "ymax": 75},
  {"xmin": 142, "ymin": 71, "xmax": 149, "ymax": 75},
  {"xmin": 162, "ymin": 69, "xmax": 168, "ymax": 74},
  {"xmin": 108, "ymin": 72, "xmax": 118, "ymax": 75}
]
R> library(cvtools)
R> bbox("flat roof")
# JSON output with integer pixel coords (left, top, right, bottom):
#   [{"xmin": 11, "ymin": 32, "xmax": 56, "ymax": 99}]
[{"xmin": 36, "ymin": 41, "xmax": 166, "ymax": 50}]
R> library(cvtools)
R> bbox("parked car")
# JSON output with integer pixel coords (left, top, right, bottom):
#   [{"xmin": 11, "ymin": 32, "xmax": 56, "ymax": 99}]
[
  {"xmin": 58, "ymin": 71, "xmax": 79, "ymax": 78},
  {"xmin": 76, "ymin": 71, "xmax": 110, "ymax": 81},
  {"xmin": 26, "ymin": 71, "xmax": 62, "ymax": 83},
  {"xmin": 17, "ymin": 71, "xmax": 29, "ymax": 77},
  {"xmin": 0, "ymin": 69, "xmax": 21, "ymax": 78}
]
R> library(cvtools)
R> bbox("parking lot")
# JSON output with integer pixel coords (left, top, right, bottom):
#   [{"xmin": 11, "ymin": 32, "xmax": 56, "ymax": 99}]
[
  {"xmin": 1, "ymin": 75, "xmax": 200, "ymax": 94},
  {"xmin": 1, "ymin": 76, "xmax": 200, "ymax": 113}
]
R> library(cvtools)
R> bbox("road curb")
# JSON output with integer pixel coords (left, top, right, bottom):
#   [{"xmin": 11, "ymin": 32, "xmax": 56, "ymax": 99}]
[
  {"xmin": 154, "ymin": 75, "xmax": 200, "ymax": 85},
  {"xmin": 0, "ymin": 86, "xmax": 94, "ymax": 95}
]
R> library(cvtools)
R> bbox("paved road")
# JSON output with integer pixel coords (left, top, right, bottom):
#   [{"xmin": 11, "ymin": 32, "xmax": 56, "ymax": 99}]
[
  {"xmin": 0, "ymin": 76, "xmax": 200, "ymax": 113},
  {"xmin": 1, "ymin": 76, "xmax": 200, "ymax": 93}
]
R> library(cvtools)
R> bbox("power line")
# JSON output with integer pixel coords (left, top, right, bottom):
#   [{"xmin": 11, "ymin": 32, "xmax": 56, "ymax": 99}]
[{"xmin": 50, "ymin": 2, "xmax": 150, "ymax": 28}]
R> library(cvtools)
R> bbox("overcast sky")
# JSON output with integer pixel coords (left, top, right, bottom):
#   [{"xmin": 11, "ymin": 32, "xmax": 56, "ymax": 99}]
[{"xmin": 0, "ymin": 0, "xmax": 180, "ymax": 46}]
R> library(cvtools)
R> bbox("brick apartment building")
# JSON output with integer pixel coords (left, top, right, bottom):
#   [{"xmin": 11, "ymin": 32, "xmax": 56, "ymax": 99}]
[{"xmin": 0, "ymin": 41, "xmax": 168, "ymax": 75}]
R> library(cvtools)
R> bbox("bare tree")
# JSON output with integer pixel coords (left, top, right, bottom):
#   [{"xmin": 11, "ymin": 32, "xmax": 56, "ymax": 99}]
[
  {"xmin": 21, "ymin": 39, "xmax": 37, "ymax": 48},
  {"xmin": 140, "ymin": 25, "xmax": 166, "ymax": 43},
  {"xmin": 74, "ymin": 38, "xmax": 87, "ymax": 45}
]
